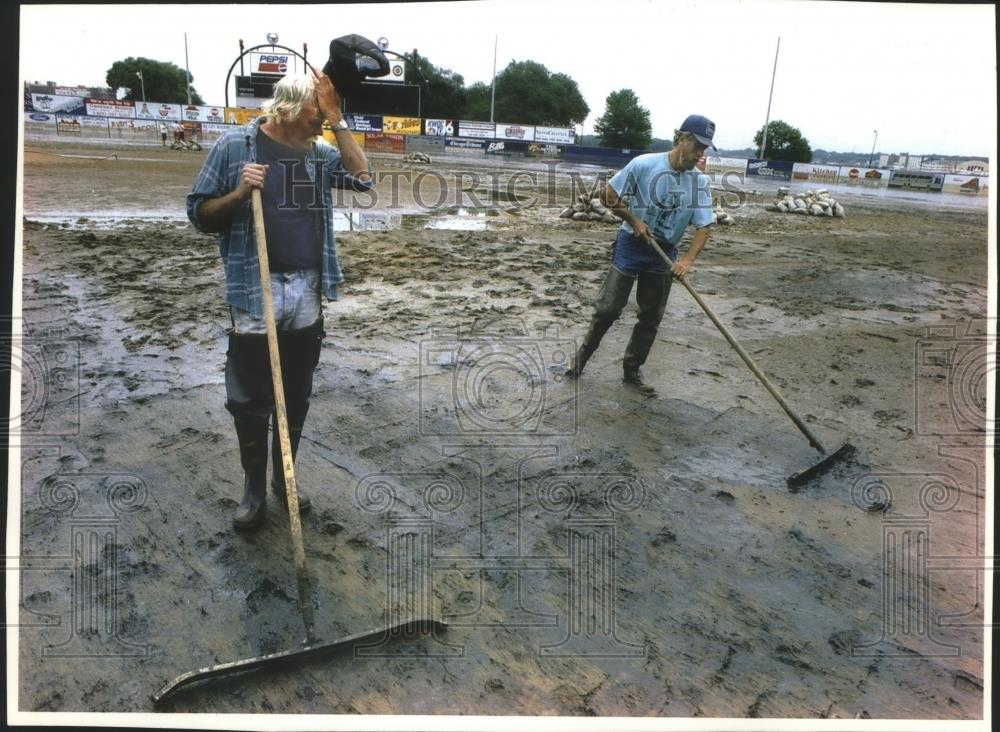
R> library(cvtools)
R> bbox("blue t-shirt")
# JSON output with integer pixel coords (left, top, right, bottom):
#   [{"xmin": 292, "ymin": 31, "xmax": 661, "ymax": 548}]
[
  {"xmin": 257, "ymin": 129, "xmax": 323, "ymax": 273},
  {"xmin": 607, "ymin": 152, "xmax": 712, "ymax": 274}
]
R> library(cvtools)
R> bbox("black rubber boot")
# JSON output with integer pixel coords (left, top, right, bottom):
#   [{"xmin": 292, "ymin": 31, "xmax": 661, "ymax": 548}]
[
  {"xmin": 622, "ymin": 271, "xmax": 671, "ymax": 394},
  {"xmin": 567, "ymin": 266, "xmax": 635, "ymax": 377},
  {"xmin": 232, "ymin": 415, "xmax": 270, "ymax": 531},
  {"xmin": 269, "ymin": 319, "xmax": 324, "ymax": 514},
  {"xmin": 623, "ymin": 363, "xmax": 656, "ymax": 395}
]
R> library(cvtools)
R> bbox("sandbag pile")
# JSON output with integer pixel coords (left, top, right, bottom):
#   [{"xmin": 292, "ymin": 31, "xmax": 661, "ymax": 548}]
[
  {"xmin": 402, "ymin": 152, "xmax": 432, "ymax": 164},
  {"xmin": 559, "ymin": 193, "xmax": 619, "ymax": 225},
  {"xmin": 712, "ymin": 203, "xmax": 735, "ymax": 225},
  {"xmin": 766, "ymin": 188, "xmax": 845, "ymax": 217}
]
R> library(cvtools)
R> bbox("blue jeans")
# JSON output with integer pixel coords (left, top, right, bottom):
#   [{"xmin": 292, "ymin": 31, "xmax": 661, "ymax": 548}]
[
  {"xmin": 230, "ymin": 269, "xmax": 321, "ymax": 334},
  {"xmin": 611, "ymin": 229, "xmax": 678, "ymax": 276}
]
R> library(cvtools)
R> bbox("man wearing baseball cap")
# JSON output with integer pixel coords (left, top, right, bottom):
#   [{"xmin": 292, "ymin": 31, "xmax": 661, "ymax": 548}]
[{"xmin": 567, "ymin": 114, "xmax": 716, "ymax": 395}]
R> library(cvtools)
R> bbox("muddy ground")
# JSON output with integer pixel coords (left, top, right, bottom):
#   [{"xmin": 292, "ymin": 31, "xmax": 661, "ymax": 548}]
[{"xmin": 13, "ymin": 139, "xmax": 990, "ymax": 721}]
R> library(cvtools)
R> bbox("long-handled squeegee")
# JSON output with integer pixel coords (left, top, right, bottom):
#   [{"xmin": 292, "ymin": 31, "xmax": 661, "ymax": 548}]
[
  {"xmin": 153, "ymin": 186, "xmax": 443, "ymax": 706},
  {"xmin": 641, "ymin": 232, "xmax": 854, "ymax": 488}
]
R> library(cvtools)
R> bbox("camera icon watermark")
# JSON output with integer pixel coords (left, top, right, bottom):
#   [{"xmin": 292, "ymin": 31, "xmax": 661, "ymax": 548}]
[
  {"xmin": 418, "ymin": 318, "xmax": 578, "ymax": 436},
  {"xmin": 1, "ymin": 319, "xmax": 81, "ymax": 439},
  {"xmin": 914, "ymin": 320, "xmax": 996, "ymax": 437},
  {"xmin": 354, "ymin": 462, "xmax": 645, "ymax": 658}
]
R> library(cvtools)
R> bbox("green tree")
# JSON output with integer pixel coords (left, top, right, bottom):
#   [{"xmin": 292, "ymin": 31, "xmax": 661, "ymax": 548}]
[
  {"xmin": 753, "ymin": 120, "xmax": 812, "ymax": 162},
  {"xmin": 594, "ymin": 89, "xmax": 652, "ymax": 149},
  {"xmin": 486, "ymin": 60, "xmax": 588, "ymax": 126},
  {"xmin": 106, "ymin": 57, "xmax": 204, "ymax": 105},
  {"xmin": 462, "ymin": 81, "xmax": 492, "ymax": 120},
  {"xmin": 406, "ymin": 51, "xmax": 467, "ymax": 119}
]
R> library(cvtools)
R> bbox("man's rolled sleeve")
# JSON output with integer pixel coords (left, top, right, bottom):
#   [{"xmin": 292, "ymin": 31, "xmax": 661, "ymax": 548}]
[{"xmin": 186, "ymin": 141, "xmax": 232, "ymax": 233}]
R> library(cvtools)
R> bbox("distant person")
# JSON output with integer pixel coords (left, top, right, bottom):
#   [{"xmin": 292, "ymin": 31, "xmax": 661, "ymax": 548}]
[
  {"xmin": 186, "ymin": 69, "xmax": 372, "ymax": 531},
  {"xmin": 172, "ymin": 121, "xmax": 185, "ymax": 144},
  {"xmin": 567, "ymin": 114, "xmax": 716, "ymax": 395},
  {"xmin": 159, "ymin": 122, "xmax": 168, "ymax": 146}
]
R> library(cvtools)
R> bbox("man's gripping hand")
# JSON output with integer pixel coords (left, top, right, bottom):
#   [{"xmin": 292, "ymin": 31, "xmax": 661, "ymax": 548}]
[{"xmin": 239, "ymin": 163, "xmax": 269, "ymax": 200}]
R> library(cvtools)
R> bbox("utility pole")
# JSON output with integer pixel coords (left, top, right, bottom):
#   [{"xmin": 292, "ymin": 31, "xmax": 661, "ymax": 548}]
[
  {"xmin": 184, "ymin": 32, "xmax": 192, "ymax": 105},
  {"xmin": 868, "ymin": 129, "xmax": 879, "ymax": 167},
  {"xmin": 135, "ymin": 70, "xmax": 146, "ymax": 102},
  {"xmin": 758, "ymin": 36, "xmax": 780, "ymax": 159},
  {"xmin": 489, "ymin": 35, "xmax": 497, "ymax": 123}
]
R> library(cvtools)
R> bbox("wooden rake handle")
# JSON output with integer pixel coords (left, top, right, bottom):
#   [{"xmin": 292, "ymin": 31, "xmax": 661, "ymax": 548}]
[
  {"xmin": 640, "ymin": 231, "xmax": 827, "ymax": 454},
  {"xmin": 250, "ymin": 188, "xmax": 317, "ymax": 643}
]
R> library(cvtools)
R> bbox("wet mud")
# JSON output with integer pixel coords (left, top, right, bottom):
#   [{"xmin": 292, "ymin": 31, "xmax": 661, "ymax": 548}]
[{"xmin": 14, "ymin": 140, "xmax": 989, "ymax": 719}]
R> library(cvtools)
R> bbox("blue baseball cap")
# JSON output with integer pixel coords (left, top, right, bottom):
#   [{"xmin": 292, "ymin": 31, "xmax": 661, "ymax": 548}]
[{"xmin": 679, "ymin": 114, "xmax": 716, "ymax": 149}]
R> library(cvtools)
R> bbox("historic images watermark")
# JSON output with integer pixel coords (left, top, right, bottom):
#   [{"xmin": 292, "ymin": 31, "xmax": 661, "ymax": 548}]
[
  {"xmin": 11, "ymin": 469, "xmax": 150, "ymax": 658},
  {"xmin": 2, "ymin": 318, "xmax": 81, "ymax": 442},
  {"xmin": 323, "ymin": 162, "xmax": 748, "ymax": 213},
  {"xmin": 914, "ymin": 319, "xmax": 995, "ymax": 438},
  {"xmin": 354, "ymin": 465, "xmax": 646, "ymax": 658}
]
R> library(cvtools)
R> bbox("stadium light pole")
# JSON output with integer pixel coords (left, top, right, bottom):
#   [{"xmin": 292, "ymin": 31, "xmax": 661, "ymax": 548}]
[
  {"xmin": 135, "ymin": 70, "xmax": 146, "ymax": 102},
  {"xmin": 758, "ymin": 36, "xmax": 780, "ymax": 160},
  {"xmin": 184, "ymin": 32, "xmax": 192, "ymax": 105},
  {"xmin": 868, "ymin": 129, "xmax": 878, "ymax": 167},
  {"xmin": 489, "ymin": 35, "xmax": 497, "ymax": 123}
]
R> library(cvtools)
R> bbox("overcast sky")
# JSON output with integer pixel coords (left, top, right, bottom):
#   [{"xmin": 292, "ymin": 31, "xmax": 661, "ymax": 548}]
[{"xmin": 19, "ymin": 1, "xmax": 997, "ymax": 157}]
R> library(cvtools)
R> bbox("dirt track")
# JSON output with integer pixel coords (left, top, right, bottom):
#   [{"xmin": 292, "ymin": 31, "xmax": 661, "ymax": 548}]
[{"xmin": 15, "ymin": 139, "xmax": 989, "ymax": 719}]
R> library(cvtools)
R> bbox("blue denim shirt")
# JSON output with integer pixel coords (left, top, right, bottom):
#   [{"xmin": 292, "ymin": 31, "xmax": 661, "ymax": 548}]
[{"xmin": 186, "ymin": 116, "xmax": 372, "ymax": 318}]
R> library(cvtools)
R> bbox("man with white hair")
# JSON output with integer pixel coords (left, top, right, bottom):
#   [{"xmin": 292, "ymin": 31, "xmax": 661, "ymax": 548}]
[{"xmin": 187, "ymin": 67, "xmax": 372, "ymax": 531}]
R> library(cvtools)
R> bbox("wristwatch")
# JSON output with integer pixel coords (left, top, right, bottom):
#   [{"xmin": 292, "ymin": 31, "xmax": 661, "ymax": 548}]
[{"xmin": 330, "ymin": 119, "xmax": 350, "ymax": 132}]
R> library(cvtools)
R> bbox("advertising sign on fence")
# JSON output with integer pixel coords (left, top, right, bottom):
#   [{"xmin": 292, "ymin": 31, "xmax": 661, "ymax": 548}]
[
  {"xmin": 110, "ymin": 118, "xmax": 158, "ymax": 130},
  {"xmin": 791, "ymin": 163, "xmax": 840, "ymax": 183},
  {"xmin": 486, "ymin": 139, "xmax": 529, "ymax": 155},
  {"xmin": 495, "ymin": 123, "xmax": 535, "ymax": 142},
  {"xmin": 85, "ymin": 98, "xmax": 135, "ymax": 118},
  {"xmin": 534, "ymin": 126, "xmax": 576, "ymax": 145},
  {"xmin": 943, "ymin": 174, "xmax": 987, "ymax": 195},
  {"xmin": 746, "ymin": 159, "xmax": 794, "ymax": 180},
  {"xmin": 177, "ymin": 104, "xmax": 226, "ymax": 123},
  {"xmin": 364, "ymin": 132, "xmax": 406, "ymax": 154},
  {"xmin": 225, "ymin": 107, "xmax": 265, "ymax": 125},
  {"xmin": 445, "ymin": 137, "xmax": 486, "ymax": 152},
  {"xmin": 382, "ymin": 116, "xmax": 422, "ymax": 134},
  {"xmin": 345, "ymin": 114, "xmax": 382, "ymax": 132},
  {"xmin": 57, "ymin": 115, "xmax": 110, "ymax": 130},
  {"xmin": 30, "ymin": 93, "xmax": 86, "ymax": 115},
  {"xmin": 704, "ymin": 156, "xmax": 748, "ymax": 175},
  {"xmin": 135, "ymin": 102, "xmax": 183, "ymax": 121},
  {"xmin": 424, "ymin": 118, "xmax": 455, "ymax": 136},
  {"xmin": 405, "ymin": 136, "xmax": 446, "ymax": 154},
  {"xmin": 838, "ymin": 166, "xmax": 888, "ymax": 187},
  {"xmin": 457, "ymin": 121, "xmax": 495, "ymax": 139},
  {"xmin": 527, "ymin": 143, "xmax": 564, "ymax": 157},
  {"xmin": 199, "ymin": 123, "xmax": 231, "ymax": 141},
  {"xmin": 25, "ymin": 112, "xmax": 56, "ymax": 125}
]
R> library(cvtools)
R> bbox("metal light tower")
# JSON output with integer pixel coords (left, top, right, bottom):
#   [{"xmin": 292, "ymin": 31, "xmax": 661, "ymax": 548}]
[
  {"xmin": 489, "ymin": 35, "xmax": 497, "ymax": 123},
  {"xmin": 868, "ymin": 130, "xmax": 879, "ymax": 167},
  {"xmin": 184, "ymin": 32, "xmax": 192, "ymax": 105},
  {"xmin": 758, "ymin": 36, "xmax": 780, "ymax": 159},
  {"xmin": 135, "ymin": 70, "xmax": 146, "ymax": 102}
]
